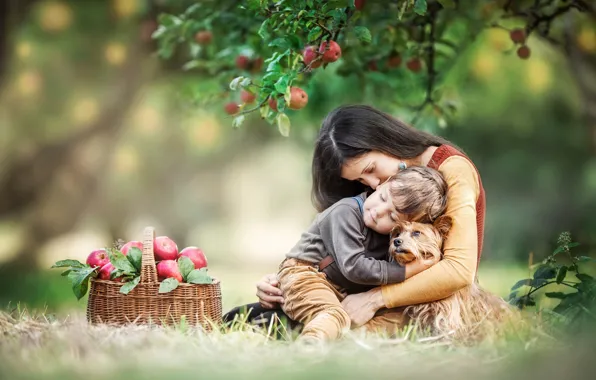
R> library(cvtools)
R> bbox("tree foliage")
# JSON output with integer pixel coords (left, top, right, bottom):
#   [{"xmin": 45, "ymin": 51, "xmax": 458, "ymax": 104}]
[{"xmin": 153, "ymin": 0, "xmax": 595, "ymax": 135}]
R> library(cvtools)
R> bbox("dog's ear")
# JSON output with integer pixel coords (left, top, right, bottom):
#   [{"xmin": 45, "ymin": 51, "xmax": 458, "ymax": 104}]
[
  {"xmin": 433, "ymin": 215, "xmax": 453, "ymax": 239},
  {"xmin": 390, "ymin": 222, "xmax": 403, "ymax": 237}
]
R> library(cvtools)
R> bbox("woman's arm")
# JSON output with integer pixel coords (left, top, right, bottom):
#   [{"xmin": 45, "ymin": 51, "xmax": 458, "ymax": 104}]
[{"xmin": 342, "ymin": 156, "xmax": 480, "ymax": 325}]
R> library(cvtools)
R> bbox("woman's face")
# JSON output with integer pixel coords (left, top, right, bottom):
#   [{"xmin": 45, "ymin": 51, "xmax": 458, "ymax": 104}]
[{"xmin": 341, "ymin": 151, "xmax": 402, "ymax": 190}]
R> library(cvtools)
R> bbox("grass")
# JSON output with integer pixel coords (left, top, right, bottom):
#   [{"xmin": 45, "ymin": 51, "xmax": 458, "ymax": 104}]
[{"xmin": 1, "ymin": 305, "xmax": 591, "ymax": 380}]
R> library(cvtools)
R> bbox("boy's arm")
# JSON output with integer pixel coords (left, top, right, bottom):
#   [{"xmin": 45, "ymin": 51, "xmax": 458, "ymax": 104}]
[{"xmin": 319, "ymin": 204, "xmax": 405, "ymax": 286}]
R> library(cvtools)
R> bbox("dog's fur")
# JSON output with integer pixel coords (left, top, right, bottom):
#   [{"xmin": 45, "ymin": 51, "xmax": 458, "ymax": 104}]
[{"xmin": 389, "ymin": 215, "xmax": 516, "ymax": 342}]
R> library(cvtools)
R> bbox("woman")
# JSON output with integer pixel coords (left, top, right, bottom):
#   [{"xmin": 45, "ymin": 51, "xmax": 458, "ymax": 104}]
[{"xmin": 224, "ymin": 104, "xmax": 485, "ymax": 331}]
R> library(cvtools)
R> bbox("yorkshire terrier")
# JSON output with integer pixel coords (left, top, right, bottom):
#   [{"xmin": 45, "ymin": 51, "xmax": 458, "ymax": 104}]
[{"xmin": 389, "ymin": 215, "xmax": 516, "ymax": 342}]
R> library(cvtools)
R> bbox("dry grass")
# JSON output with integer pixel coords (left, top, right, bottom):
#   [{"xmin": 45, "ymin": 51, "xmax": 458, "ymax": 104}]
[{"xmin": 0, "ymin": 306, "xmax": 577, "ymax": 380}]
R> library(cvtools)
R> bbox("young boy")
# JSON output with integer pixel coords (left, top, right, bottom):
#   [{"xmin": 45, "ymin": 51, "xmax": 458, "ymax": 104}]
[{"xmin": 277, "ymin": 166, "xmax": 448, "ymax": 342}]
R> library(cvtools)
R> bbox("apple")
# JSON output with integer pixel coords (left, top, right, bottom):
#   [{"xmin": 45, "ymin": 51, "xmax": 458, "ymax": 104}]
[
  {"xmin": 406, "ymin": 57, "xmax": 423, "ymax": 73},
  {"xmin": 318, "ymin": 40, "xmax": 341, "ymax": 63},
  {"xmin": 268, "ymin": 97, "xmax": 278, "ymax": 111},
  {"xmin": 240, "ymin": 90, "xmax": 256, "ymax": 104},
  {"xmin": 236, "ymin": 55, "xmax": 250, "ymax": 70},
  {"xmin": 153, "ymin": 236, "xmax": 178, "ymax": 261},
  {"xmin": 157, "ymin": 260, "xmax": 183, "ymax": 282},
  {"xmin": 355, "ymin": 0, "xmax": 365, "ymax": 10},
  {"xmin": 387, "ymin": 54, "xmax": 402, "ymax": 68},
  {"xmin": 288, "ymin": 87, "xmax": 308, "ymax": 110},
  {"xmin": 517, "ymin": 45, "xmax": 531, "ymax": 59},
  {"xmin": 86, "ymin": 249, "xmax": 110, "ymax": 268},
  {"xmin": 98, "ymin": 262, "xmax": 117, "ymax": 281},
  {"xmin": 195, "ymin": 30, "xmax": 213, "ymax": 45},
  {"xmin": 121, "ymin": 241, "xmax": 143, "ymax": 256},
  {"xmin": 251, "ymin": 57, "xmax": 264, "ymax": 72},
  {"xmin": 179, "ymin": 247, "xmax": 208, "ymax": 269},
  {"xmin": 224, "ymin": 102, "xmax": 240, "ymax": 115},
  {"xmin": 367, "ymin": 60, "xmax": 378, "ymax": 71},
  {"xmin": 303, "ymin": 46, "xmax": 322, "ymax": 68},
  {"xmin": 510, "ymin": 29, "xmax": 526, "ymax": 44}
]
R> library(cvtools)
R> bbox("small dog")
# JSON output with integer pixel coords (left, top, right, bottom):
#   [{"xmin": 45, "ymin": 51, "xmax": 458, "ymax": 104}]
[{"xmin": 389, "ymin": 215, "xmax": 515, "ymax": 342}]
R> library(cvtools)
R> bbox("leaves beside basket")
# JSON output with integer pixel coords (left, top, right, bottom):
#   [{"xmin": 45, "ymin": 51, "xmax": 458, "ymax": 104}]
[{"xmin": 158, "ymin": 256, "xmax": 214, "ymax": 293}]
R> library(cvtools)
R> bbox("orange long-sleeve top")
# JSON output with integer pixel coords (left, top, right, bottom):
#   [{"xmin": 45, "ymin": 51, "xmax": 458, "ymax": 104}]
[{"xmin": 381, "ymin": 145, "xmax": 486, "ymax": 308}]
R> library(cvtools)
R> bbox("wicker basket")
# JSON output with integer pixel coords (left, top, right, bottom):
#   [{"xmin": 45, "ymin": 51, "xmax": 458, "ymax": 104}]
[{"xmin": 86, "ymin": 226, "xmax": 222, "ymax": 329}]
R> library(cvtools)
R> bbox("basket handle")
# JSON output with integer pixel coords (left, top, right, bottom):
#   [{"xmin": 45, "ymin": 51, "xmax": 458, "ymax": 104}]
[{"xmin": 141, "ymin": 226, "xmax": 158, "ymax": 283}]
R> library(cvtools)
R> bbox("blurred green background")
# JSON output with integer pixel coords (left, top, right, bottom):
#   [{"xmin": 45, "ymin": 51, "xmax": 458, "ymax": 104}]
[{"xmin": 0, "ymin": 0, "xmax": 595, "ymax": 314}]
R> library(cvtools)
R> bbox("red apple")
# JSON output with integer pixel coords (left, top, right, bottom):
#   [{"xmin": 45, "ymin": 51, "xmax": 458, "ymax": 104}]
[
  {"xmin": 153, "ymin": 236, "xmax": 178, "ymax": 261},
  {"xmin": 318, "ymin": 40, "xmax": 342, "ymax": 63},
  {"xmin": 387, "ymin": 54, "xmax": 402, "ymax": 68},
  {"xmin": 121, "ymin": 241, "xmax": 143, "ymax": 256},
  {"xmin": 240, "ymin": 90, "xmax": 256, "ymax": 104},
  {"xmin": 517, "ymin": 45, "xmax": 531, "ymax": 59},
  {"xmin": 288, "ymin": 87, "xmax": 308, "ymax": 110},
  {"xmin": 268, "ymin": 97, "xmax": 278, "ymax": 111},
  {"xmin": 355, "ymin": 0, "xmax": 365, "ymax": 10},
  {"xmin": 303, "ymin": 46, "xmax": 322, "ymax": 68},
  {"xmin": 236, "ymin": 55, "xmax": 250, "ymax": 70},
  {"xmin": 157, "ymin": 260, "xmax": 183, "ymax": 282},
  {"xmin": 510, "ymin": 29, "xmax": 526, "ymax": 44},
  {"xmin": 195, "ymin": 30, "xmax": 213, "ymax": 45},
  {"xmin": 179, "ymin": 247, "xmax": 208, "ymax": 269},
  {"xmin": 406, "ymin": 57, "xmax": 423, "ymax": 73},
  {"xmin": 224, "ymin": 102, "xmax": 240, "ymax": 115},
  {"xmin": 98, "ymin": 262, "xmax": 116, "ymax": 280},
  {"xmin": 251, "ymin": 57, "xmax": 264, "ymax": 72},
  {"xmin": 86, "ymin": 249, "xmax": 110, "ymax": 268}
]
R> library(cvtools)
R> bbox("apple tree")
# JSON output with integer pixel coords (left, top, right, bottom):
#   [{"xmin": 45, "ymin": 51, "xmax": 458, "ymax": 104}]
[{"xmin": 153, "ymin": 0, "xmax": 596, "ymax": 146}]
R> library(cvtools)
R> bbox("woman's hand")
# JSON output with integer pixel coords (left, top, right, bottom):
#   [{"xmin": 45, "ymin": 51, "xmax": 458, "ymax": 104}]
[
  {"xmin": 256, "ymin": 273, "xmax": 284, "ymax": 309},
  {"xmin": 341, "ymin": 288, "xmax": 385, "ymax": 327}
]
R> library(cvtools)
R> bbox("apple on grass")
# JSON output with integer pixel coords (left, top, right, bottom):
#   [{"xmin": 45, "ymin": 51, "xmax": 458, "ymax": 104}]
[
  {"xmin": 179, "ymin": 247, "xmax": 208, "ymax": 269},
  {"xmin": 154, "ymin": 236, "xmax": 178, "ymax": 261},
  {"xmin": 86, "ymin": 249, "xmax": 110, "ymax": 268},
  {"xmin": 157, "ymin": 260, "xmax": 183, "ymax": 282}
]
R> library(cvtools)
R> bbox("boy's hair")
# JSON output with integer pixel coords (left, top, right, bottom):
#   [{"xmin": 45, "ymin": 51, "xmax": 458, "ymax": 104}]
[{"xmin": 386, "ymin": 166, "xmax": 448, "ymax": 223}]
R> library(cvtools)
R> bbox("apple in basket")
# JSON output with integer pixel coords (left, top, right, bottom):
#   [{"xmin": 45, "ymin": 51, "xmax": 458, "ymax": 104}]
[
  {"xmin": 157, "ymin": 260, "xmax": 183, "ymax": 282},
  {"xmin": 121, "ymin": 240, "xmax": 143, "ymax": 256},
  {"xmin": 153, "ymin": 236, "xmax": 178, "ymax": 261},
  {"xmin": 86, "ymin": 249, "xmax": 110, "ymax": 268},
  {"xmin": 98, "ymin": 262, "xmax": 123, "ymax": 282},
  {"xmin": 178, "ymin": 247, "xmax": 208, "ymax": 269}
]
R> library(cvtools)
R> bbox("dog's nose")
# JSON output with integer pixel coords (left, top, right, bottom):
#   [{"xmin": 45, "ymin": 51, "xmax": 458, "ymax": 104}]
[{"xmin": 393, "ymin": 238, "xmax": 402, "ymax": 247}]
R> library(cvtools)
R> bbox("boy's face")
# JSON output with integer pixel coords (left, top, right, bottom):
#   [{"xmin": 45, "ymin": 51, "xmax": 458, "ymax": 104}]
[{"xmin": 362, "ymin": 182, "xmax": 402, "ymax": 234}]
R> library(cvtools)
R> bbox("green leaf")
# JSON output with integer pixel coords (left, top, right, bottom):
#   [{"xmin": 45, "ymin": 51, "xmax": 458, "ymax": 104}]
[
  {"xmin": 437, "ymin": 0, "xmax": 456, "ymax": 8},
  {"xmin": 308, "ymin": 26, "xmax": 323, "ymax": 42},
  {"xmin": 52, "ymin": 259, "xmax": 85, "ymax": 269},
  {"xmin": 511, "ymin": 279, "xmax": 532, "ymax": 291},
  {"xmin": 108, "ymin": 249, "xmax": 136, "ymax": 274},
  {"xmin": 578, "ymin": 256, "xmax": 593, "ymax": 262},
  {"xmin": 158, "ymin": 14, "xmax": 183, "ymax": 28},
  {"xmin": 269, "ymin": 38, "xmax": 291, "ymax": 50},
  {"xmin": 120, "ymin": 276, "xmax": 141, "ymax": 295},
  {"xmin": 67, "ymin": 266, "xmax": 97, "ymax": 300},
  {"xmin": 246, "ymin": 0, "xmax": 261, "ymax": 10},
  {"xmin": 187, "ymin": 268, "xmax": 213, "ymax": 284},
  {"xmin": 258, "ymin": 19, "xmax": 271, "ymax": 40},
  {"xmin": 555, "ymin": 266, "xmax": 568, "ymax": 284},
  {"xmin": 545, "ymin": 292, "xmax": 568, "ymax": 299},
  {"xmin": 533, "ymin": 264, "xmax": 557, "ymax": 281},
  {"xmin": 159, "ymin": 278, "xmax": 180, "ymax": 293},
  {"xmin": 414, "ymin": 0, "xmax": 427, "ymax": 15},
  {"xmin": 274, "ymin": 76, "xmax": 289, "ymax": 94},
  {"xmin": 354, "ymin": 26, "xmax": 372, "ymax": 44},
  {"xmin": 576, "ymin": 273, "xmax": 594, "ymax": 282},
  {"xmin": 178, "ymin": 256, "xmax": 195, "ymax": 282},
  {"xmin": 232, "ymin": 115, "xmax": 245, "ymax": 129},
  {"xmin": 61, "ymin": 269, "xmax": 73, "ymax": 276},
  {"xmin": 127, "ymin": 247, "xmax": 142, "ymax": 273},
  {"xmin": 276, "ymin": 113, "xmax": 291, "ymax": 137},
  {"xmin": 240, "ymin": 77, "xmax": 252, "ymax": 88}
]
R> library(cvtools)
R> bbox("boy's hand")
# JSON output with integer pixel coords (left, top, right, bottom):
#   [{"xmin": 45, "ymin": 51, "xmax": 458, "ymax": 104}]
[
  {"xmin": 404, "ymin": 256, "xmax": 440, "ymax": 279},
  {"xmin": 256, "ymin": 273, "xmax": 284, "ymax": 309}
]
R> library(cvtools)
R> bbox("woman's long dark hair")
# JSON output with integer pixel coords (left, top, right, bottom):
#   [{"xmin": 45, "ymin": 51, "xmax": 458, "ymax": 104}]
[{"xmin": 312, "ymin": 105, "xmax": 454, "ymax": 211}]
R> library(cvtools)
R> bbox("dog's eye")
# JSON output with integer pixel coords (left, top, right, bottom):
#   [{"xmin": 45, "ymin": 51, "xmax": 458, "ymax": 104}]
[{"xmin": 412, "ymin": 231, "xmax": 421, "ymax": 237}]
